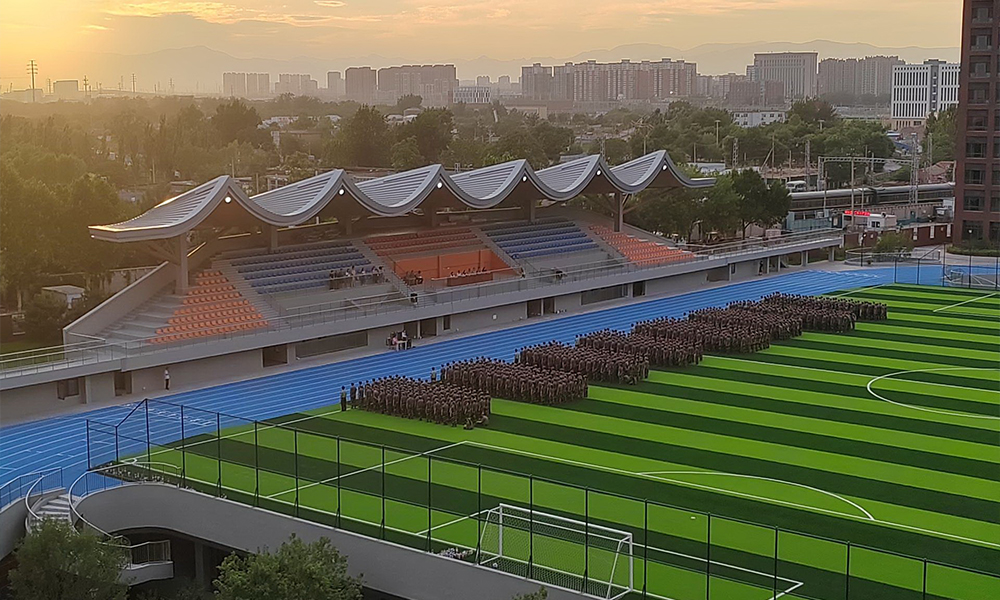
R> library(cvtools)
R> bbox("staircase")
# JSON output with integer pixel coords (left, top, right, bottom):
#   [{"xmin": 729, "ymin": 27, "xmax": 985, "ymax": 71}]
[
  {"xmin": 214, "ymin": 260, "xmax": 280, "ymax": 323},
  {"xmin": 28, "ymin": 493, "xmax": 72, "ymax": 527}
]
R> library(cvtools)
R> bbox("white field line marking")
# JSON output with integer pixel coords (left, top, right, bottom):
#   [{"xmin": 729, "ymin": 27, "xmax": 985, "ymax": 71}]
[
  {"xmin": 712, "ymin": 356, "xmax": 997, "ymax": 395},
  {"xmin": 465, "ymin": 441, "xmax": 1000, "ymax": 550},
  {"xmin": 769, "ymin": 581, "xmax": 805, "ymax": 600},
  {"xmin": 867, "ymin": 367, "xmax": 1000, "ymax": 423},
  {"xmin": 467, "ymin": 441, "xmax": 877, "ymax": 523},
  {"xmin": 933, "ymin": 292, "xmax": 999, "ymax": 313},
  {"xmin": 264, "ymin": 441, "xmax": 466, "ymax": 499},
  {"xmin": 415, "ymin": 508, "xmax": 489, "ymax": 536},
  {"xmin": 828, "ymin": 284, "xmax": 887, "ymax": 298},
  {"xmin": 636, "ymin": 470, "xmax": 874, "ymax": 520}
]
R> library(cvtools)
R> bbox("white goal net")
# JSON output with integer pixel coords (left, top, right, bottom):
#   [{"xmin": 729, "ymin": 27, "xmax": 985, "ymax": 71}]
[{"xmin": 478, "ymin": 503, "xmax": 633, "ymax": 599}]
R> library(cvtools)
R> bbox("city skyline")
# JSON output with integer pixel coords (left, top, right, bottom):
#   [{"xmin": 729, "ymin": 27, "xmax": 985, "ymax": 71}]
[{"xmin": 1, "ymin": 0, "xmax": 960, "ymax": 90}]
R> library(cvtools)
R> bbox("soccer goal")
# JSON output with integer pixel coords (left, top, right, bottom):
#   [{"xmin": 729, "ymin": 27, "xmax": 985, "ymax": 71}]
[{"xmin": 477, "ymin": 504, "xmax": 633, "ymax": 599}]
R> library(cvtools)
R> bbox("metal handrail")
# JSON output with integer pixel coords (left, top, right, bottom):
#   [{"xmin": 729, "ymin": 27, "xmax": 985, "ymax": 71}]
[
  {"xmin": 1, "ymin": 467, "xmax": 62, "ymax": 511},
  {"xmin": 0, "ymin": 228, "xmax": 842, "ymax": 374},
  {"xmin": 68, "ymin": 461, "xmax": 180, "ymax": 567}
]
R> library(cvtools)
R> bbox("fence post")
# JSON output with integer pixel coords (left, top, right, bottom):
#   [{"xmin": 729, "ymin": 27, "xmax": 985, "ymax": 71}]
[
  {"xmin": 476, "ymin": 464, "xmax": 482, "ymax": 564},
  {"xmin": 529, "ymin": 474, "xmax": 534, "ymax": 581},
  {"xmin": 916, "ymin": 257, "xmax": 921, "ymax": 285},
  {"xmin": 115, "ymin": 421, "xmax": 120, "ymax": 462},
  {"xmin": 584, "ymin": 488, "xmax": 590, "ymax": 593},
  {"xmin": 969, "ymin": 253, "xmax": 973, "ymax": 289},
  {"xmin": 427, "ymin": 455, "xmax": 432, "ymax": 552},
  {"xmin": 706, "ymin": 514, "xmax": 712, "ymax": 600},
  {"xmin": 773, "ymin": 527, "xmax": 779, "ymax": 598},
  {"xmin": 85, "ymin": 421, "xmax": 92, "ymax": 469},
  {"xmin": 336, "ymin": 437, "xmax": 342, "ymax": 529},
  {"xmin": 180, "ymin": 405, "xmax": 186, "ymax": 487},
  {"xmin": 253, "ymin": 421, "xmax": 260, "ymax": 506},
  {"xmin": 893, "ymin": 256, "xmax": 898, "ymax": 283},
  {"xmin": 922, "ymin": 558, "xmax": 927, "ymax": 600},
  {"xmin": 380, "ymin": 445, "xmax": 386, "ymax": 540},
  {"xmin": 293, "ymin": 430, "xmax": 299, "ymax": 518},
  {"xmin": 144, "ymin": 399, "xmax": 151, "ymax": 464},
  {"xmin": 216, "ymin": 412, "xmax": 222, "ymax": 496},
  {"xmin": 642, "ymin": 500, "xmax": 648, "ymax": 598},
  {"xmin": 845, "ymin": 541, "xmax": 851, "ymax": 600}
]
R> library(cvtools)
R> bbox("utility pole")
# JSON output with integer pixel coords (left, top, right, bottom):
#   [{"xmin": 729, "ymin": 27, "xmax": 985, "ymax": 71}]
[
  {"xmin": 714, "ymin": 119, "xmax": 721, "ymax": 147},
  {"xmin": 805, "ymin": 139, "xmax": 811, "ymax": 189},
  {"xmin": 131, "ymin": 73, "xmax": 136, "ymax": 94},
  {"xmin": 26, "ymin": 60, "xmax": 38, "ymax": 102},
  {"xmin": 83, "ymin": 75, "xmax": 90, "ymax": 97},
  {"xmin": 732, "ymin": 138, "xmax": 739, "ymax": 171}
]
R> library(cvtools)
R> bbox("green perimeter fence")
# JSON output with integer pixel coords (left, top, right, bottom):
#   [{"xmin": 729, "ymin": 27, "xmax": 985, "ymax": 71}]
[
  {"xmin": 85, "ymin": 399, "xmax": 999, "ymax": 600},
  {"xmin": 845, "ymin": 246, "xmax": 1000, "ymax": 290}
]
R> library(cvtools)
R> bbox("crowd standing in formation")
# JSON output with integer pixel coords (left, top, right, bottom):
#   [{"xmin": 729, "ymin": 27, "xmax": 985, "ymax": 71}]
[
  {"xmin": 343, "ymin": 295, "xmax": 887, "ymax": 428},
  {"xmin": 577, "ymin": 330, "xmax": 702, "ymax": 368},
  {"xmin": 441, "ymin": 359, "xmax": 587, "ymax": 405},
  {"xmin": 351, "ymin": 376, "xmax": 490, "ymax": 429},
  {"xmin": 516, "ymin": 342, "xmax": 648, "ymax": 384}
]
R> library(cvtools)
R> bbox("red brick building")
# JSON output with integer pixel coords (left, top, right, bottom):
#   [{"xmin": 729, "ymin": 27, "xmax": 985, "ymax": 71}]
[{"xmin": 954, "ymin": 0, "xmax": 1000, "ymax": 245}]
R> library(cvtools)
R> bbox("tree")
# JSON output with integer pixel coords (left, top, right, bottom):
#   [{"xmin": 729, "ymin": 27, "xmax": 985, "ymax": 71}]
[
  {"xmin": 485, "ymin": 128, "xmax": 549, "ymax": 169},
  {"xmin": 330, "ymin": 106, "xmax": 390, "ymax": 167},
  {"xmin": 391, "ymin": 136, "xmax": 425, "ymax": 170},
  {"xmin": 731, "ymin": 169, "xmax": 770, "ymax": 238},
  {"xmin": 873, "ymin": 231, "xmax": 914, "ymax": 256},
  {"xmin": 399, "ymin": 108, "xmax": 454, "ymax": 163},
  {"xmin": 214, "ymin": 535, "xmax": 362, "ymax": 600},
  {"xmin": 759, "ymin": 181, "xmax": 792, "ymax": 230},
  {"xmin": 212, "ymin": 99, "xmax": 263, "ymax": 146},
  {"xmin": 22, "ymin": 293, "xmax": 69, "ymax": 342},
  {"xmin": 0, "ymin": 162, "xmax": 55, "ymax": 303},
  {"xmin": 788, "ymin": 99, "xmax": 838, "ymax": 126},
  {"xmin": 395, "ymin": 94, "xmax": 423, "ymax": 113},
  {"xmin": 923, "ymin": 106, "xmax": 956, "ymax": 163},
  {"xmin": 9, "ymin": 518, "xmax": 127, "ymax": 600},
  {"xmin": 512, "ymin": 589, "xmax": 547, "ymax": 600}
]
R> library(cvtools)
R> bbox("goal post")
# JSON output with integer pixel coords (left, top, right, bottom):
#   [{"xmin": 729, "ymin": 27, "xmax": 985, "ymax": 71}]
[{"xmin": 477, "ymin": 503, "xmax": 634, "ymax": 599}]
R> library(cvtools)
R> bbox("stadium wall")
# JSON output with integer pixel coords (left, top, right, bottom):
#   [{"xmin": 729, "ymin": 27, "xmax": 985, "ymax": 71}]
[{"xmin": 76, "ymin": 484, "xmax": 587, "ymax": 600}]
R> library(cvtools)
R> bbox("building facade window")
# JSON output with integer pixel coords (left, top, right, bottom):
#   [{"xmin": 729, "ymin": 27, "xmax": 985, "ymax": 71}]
[
  {"xmin": 964, "ymin": 220, "xmax": 984, "ymax": 241},
  {"xmin": 967, "ymin": 139, "xmax": 988, "ymax": 158},
  {"xmin": 964, "ymin": 194, "xmax": 984, "ymax": 211},
  {"xmin": 965, "ymin": 167, "xmax": 986, "ymax": 185},
  {"xmin": 990, "ymin": 222, "xmax": 1000, "ymax": 242}
]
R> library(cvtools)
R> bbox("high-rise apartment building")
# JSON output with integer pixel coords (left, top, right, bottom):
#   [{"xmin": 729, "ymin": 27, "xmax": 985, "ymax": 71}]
[
  {"xmin": 818, "ymin": 56, "xmax": 903, "ymax": 99},
  {"xmin": 890, "ymin": 60, "xmax": 960, "ymax": 129},
  {"xmin": 345, "ymin": 67, "xmax": 378, "ymax": 104},
  {"xmin": 275, "ymin": 74, "xmax": 319, "ymax": 96},
  {"xmin": 522, "ymin": 59, "xmax": 697, "ymax": 103},
  {"xmin": 246, "ymin": 73, "xmax": 269, "ymax": 98},
  {"xmin": 376, "ymin": 64, "xmax": 457, "ymax": 107},
  {"xmin": 222, "ymin": 72, "xmax": 247, "ymax": 97},
  {"xmin": 954, "ymin": 0, "xmax": 999, "ymax": 245},
  {"xmin": 327, "ymin": 71, "xmax": 343, "ymax": 98},
  {"xmin": 752, "ymin": 52, "xmax": 818, "ymax": 99}
]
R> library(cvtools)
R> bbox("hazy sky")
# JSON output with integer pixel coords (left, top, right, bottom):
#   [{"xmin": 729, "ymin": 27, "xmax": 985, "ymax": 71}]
[{"xmin": 1, "ymin": 0, "xmax": 960, "ymax": 84}]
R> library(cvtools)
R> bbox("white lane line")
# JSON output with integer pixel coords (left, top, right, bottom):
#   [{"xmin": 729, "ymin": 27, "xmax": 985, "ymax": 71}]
[
  {"xmin": 828, "ymin": 284, "xmax": 887, "ymax": 297},
  {"xmin": 415, "ymin": 509, "xmax": 489, "ymax": 536},
  {"xmin": 867, "ymin": 367, "xmax": 1000, "ymax": 423},
  {"xmin": 264, "ymin": 441, "xmax": 466, "ymax": 499},
  {"xmin": 636, "ymin": 470, "xmax": 874, "ymax": 520},
  {"xmin": 933, "ymin": 292, "xmax": 999, "ymax": 313}
]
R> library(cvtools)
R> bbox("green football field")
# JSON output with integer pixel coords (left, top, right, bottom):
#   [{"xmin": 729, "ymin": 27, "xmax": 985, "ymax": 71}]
[{"xmin": 134, "ymin": 284, "xmax": 1000, "ymax": 600}]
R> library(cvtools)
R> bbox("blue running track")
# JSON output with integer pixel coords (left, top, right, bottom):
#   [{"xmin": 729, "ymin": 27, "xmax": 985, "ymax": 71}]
[{"xmin": 2, "ymin": 268, "xmax": 900, "ymax": 492}]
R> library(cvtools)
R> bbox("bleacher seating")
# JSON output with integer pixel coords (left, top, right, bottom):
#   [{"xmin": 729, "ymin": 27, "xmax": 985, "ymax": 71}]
[
  {"xmin": 223, "ymin": 240, "xmax": 372, "ymax": 295},
  {"xmin": 366, "ymin": 228, "xmax": 480, "ymax": 257},
  {"xmin": 591, "ymin": 225, "xmax": 692, "ymax": 266},
  {"xmin": 481, "ymin": 218, "xmax": 598, "ymax": 260},
  {"xmin": 151, "ymin": 270, "xmax": 268, "ymax": 344}
]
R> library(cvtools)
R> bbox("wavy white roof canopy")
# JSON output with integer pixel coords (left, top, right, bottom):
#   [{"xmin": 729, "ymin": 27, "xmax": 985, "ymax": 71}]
[{"xmin": 90, "ymin": 151, "xmax": 713, "ymax": 242}]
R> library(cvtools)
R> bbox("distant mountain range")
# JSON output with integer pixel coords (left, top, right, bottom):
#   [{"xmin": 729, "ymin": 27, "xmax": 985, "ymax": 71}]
[{"xmin": 61, "ymin": 41, "xmax": 959, "ymax": 95}]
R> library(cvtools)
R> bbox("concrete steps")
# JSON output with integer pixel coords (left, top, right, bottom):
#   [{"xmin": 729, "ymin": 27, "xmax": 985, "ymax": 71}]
[{"xmin": 30, "ymin": 492, "xmax": 73, "ymax": 527}]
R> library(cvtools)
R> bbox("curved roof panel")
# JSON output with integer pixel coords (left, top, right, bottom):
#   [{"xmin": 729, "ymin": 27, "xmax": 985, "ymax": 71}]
[{"xmin": 90, "ymin": 151, "xmax": 714, "ymax": 242}]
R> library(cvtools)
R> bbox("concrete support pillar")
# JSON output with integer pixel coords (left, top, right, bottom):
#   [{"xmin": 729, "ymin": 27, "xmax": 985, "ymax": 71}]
[
  {"xmin": 430, "ymin": 209, "xmax": 441, "ymax": 227},
  {"xmin": 800, "ymin": 250, "xmax": 808, "ymax": 267},
  {"xmin": 343, "ymin": 218, "xmax": 353, "ymax": 236},
  {"xmin": 613, "ymin": 193, "xmax": 624, "ymax": 232},
  {"xmin": 194, "ymin": 542, "xmax": 206, "ymax": 583},
  {"xmin": 727, "ymin": 263, "xmax": 733, "ymax": 281},
  {"xmin": 765, "ymin": 257, "xmax": 771, "ymax": 274},
  {"xmin": 526, "ymin": 199, "xmax": 537, "ymax": 223},
  {"xmin": 176, "ymin": 235, "xmax": 189, "ymax": 293},
  {"xmin": 828, "ymin": 246, "xmax": 836, "ymax": 262},
  {"xmin": 268, "ymin": 225, "xmax": 279, "ymax": 251}
]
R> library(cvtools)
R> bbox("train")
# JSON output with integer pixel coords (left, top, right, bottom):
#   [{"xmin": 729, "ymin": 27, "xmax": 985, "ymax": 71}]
[{"xmin": 789, "ymin": 183, "xmax": 954, "ymax": 213}]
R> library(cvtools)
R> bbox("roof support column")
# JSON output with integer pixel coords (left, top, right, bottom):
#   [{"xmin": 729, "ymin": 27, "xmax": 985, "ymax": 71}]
[
  {"xmin": 268, "ymin": 225, "xmax": 279, "ymax": 251},
  {"xmin": 176, "ymin": 235, "xmax": 189, "ymax": 294},
  {"xmin": 613, "ymin": 192, "xmax": 624, "ymax": 232}
]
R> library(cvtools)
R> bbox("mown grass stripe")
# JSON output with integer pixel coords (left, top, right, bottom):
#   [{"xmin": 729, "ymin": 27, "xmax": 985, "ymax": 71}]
[
  {"xmin": 581, "ymin": 384, "xmax": 1000, "ymax": 472},
  {"xmin": 183, "ymin": 414, "xmax": 1000, "ymax": 578},
  {"xmin": 779, "ymin": 338, "xmax": 998, "ymax": 370},
  {"xmin": 792, "ymin": 330, "xmax": 1000, "ymax": 364},
  {"xmin": 490, "ymin": 404, "xmax": 1000, "ymax": 519},
  {"xmin": 849, "ymin": 327, "xmax": 1000, "ymax": 353}
]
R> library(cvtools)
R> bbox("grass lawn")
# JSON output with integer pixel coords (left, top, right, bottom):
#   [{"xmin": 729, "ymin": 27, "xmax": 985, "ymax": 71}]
[{"xmin": 114, "ymin": 285, "xmax": 1000, "ymax": 600}]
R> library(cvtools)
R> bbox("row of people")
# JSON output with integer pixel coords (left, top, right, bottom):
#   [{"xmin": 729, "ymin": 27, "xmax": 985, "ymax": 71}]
[
  {"xmin": 688, "ymin": 306, "xmax": 803, "ymax": 341},
  {"xmin": 515, "ymin": 342, "xmax": 648, "ymax": 384},
  {"xmin": 351, "ymin": 376, "xmax": 490, "ymax": 428},
  {"xmin": 576, "ymin": 330, "xmax": 703, "ymax": 368},
  {"xmin": 329, "ymin": 265, "xmax": 385, "ymax": 289},
  {"xmin": 759, "ymin": 293, "xmax": 888, "ymax": 322},
  {"xmin": 440, "ymin": 359, "xmax": 587, "ymax": 405},
  {"xmin": 633, "ymin": 317, "xmax": 772, "ymax": 354},
  {"xmin": 449, "ymin": 267, "xmax": 490, "ymax": 278}
]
